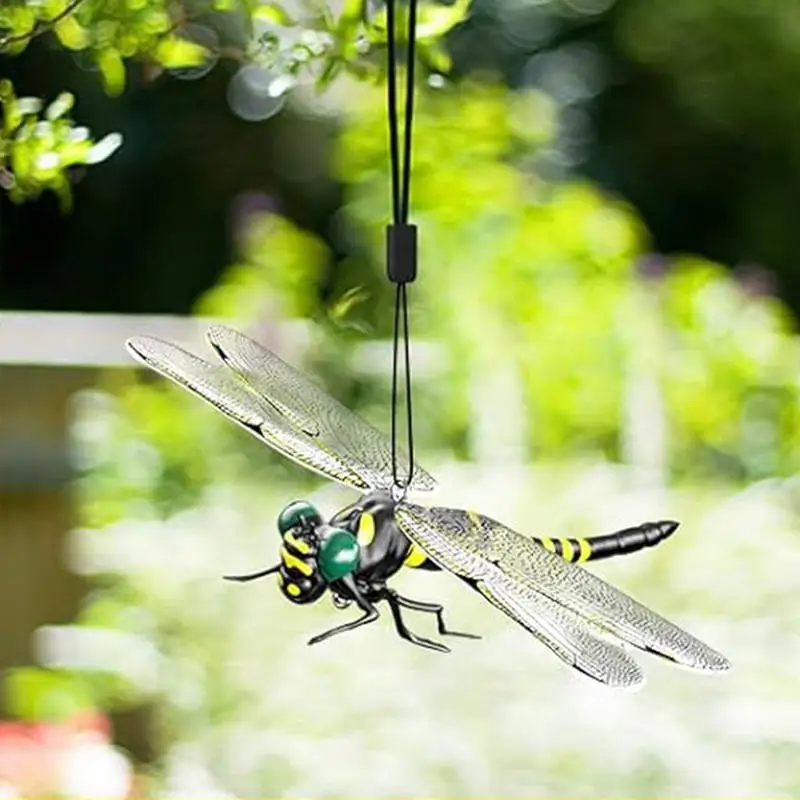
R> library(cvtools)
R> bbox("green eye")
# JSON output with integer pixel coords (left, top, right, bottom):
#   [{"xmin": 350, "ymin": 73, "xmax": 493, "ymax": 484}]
[
  {"xmin": 278, "ymin": 500, "xmax": 322, "ymax": 535},
  {"xmin": 318, "ymin": 528, "xmax": 360, "ymax": 582}
]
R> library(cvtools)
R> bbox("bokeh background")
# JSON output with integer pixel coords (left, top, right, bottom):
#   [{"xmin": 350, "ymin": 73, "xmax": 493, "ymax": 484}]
[{"xmin": 1, "ymin": 0, "xmax": 799, "ymax": 796}]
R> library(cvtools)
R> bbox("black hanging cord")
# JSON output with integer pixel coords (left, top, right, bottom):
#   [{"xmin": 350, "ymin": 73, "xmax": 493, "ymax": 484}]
[
  {"xmin": 385, "ymin": 0, "xmax": 419, "ymax": 493},
  {"xmin": 390, "ymin": 281, "xmax": 414, "ymax": 491}
]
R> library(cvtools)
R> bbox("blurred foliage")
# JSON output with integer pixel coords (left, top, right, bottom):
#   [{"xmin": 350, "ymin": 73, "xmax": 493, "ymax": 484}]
[
  {"xmin": 65, "ymin": 79, "xmax": 800, "ymax": 507},
  {"xmin": 331, "ymin": 82, "xmax": 800, "ymax": 481},
  {"xmin": 0, "ymin": 0, "xmax": 471, "ymax": 206},
  {"xmin": 0, "ymin": 0, "xmax": 207, "ymax": 96},
  {"xmin": 615, "ymin": 0, "xmax": 800, "ymax": 140},
  {"xmin": 12, "ymin": 78, "xmax": 798, "ymax": 730},
  {"xmin": 0, "ymin": 0, "xmax": 471, "ymax": 101},
  {"xmin": 431, "ymin": 0, "xmax": 800, "ymax": 316},
  {"xmin": 0, "ymin": 78, "xmax": 122, "ymax": 209},
  {"xmin": 7, "ymin": 3, "xmax": 800, "ymax": 792},
  {"xmin": 196, "ymin": 213, "xmax": 329, "ymax": 322},
  {"xmin": 595, "ymin": 0, "xmax": 800, "ymax": 313},
  {"xmin": 100, "ymin": 78, "xmax": 799, "ymax": 483},
  {"xmin": 23, "ymin": 450, "xmax": 800, "ymax": 795},
  {"xmin": 5, "ymin": 667, "xmax": 96, "ymax": 722}
]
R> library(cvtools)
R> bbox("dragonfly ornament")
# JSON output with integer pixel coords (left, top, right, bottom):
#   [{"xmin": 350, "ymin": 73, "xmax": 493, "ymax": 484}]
[{"xmin": 126, "ymin": 326, "xmax": 731, "ymax": 689}]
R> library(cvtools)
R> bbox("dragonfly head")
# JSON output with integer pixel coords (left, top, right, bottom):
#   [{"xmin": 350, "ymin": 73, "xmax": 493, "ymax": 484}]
[
  {"xmin": 275, "ymin": 501, "xmax": 361, "ymax": 604},
  {"xmin": 275, "ymin": 500, "xmax": 327, "ymax": 604},
  {"xmin": 277, "ymin": 500, "xmax": 323, "ymax": 537}
]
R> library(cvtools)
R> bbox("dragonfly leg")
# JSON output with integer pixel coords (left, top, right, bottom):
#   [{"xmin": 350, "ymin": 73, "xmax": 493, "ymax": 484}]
[
  {"xmin": 307, "ymin": 574, "xmax": 379, "ymax": 647},
  {"xmin": 307, "ymin": 607, "xmax": 380, "ymax": 646},
  {"xmin": 389, "ymin": 589, "xmax": 481, "ymax": 640},
  {"xmin": 382, "ymin": 590, "xmax": 451, "ymax": 653},
  {"xmin": 223, "ymin": 564, "xmax": 280, "ymax": 582}
]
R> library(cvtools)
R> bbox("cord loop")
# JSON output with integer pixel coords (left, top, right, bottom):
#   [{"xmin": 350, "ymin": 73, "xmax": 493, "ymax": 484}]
[{"xmin": 385, "ymin": 0, "xmax": 419, "ymax": 492}]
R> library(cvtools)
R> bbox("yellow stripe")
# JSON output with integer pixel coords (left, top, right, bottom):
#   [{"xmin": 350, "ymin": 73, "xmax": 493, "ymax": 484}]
[
  {"xmin": 280, "ymin": 546, "xmax": 312, "ymax": 576},
  {"xmin": 286, "ymin": 582, "xmax": 301, "ymax": 597},
  {"xmin": 577, "ymin": 538, "xmax": 591, "ymax": 562},
  {"xmin": 284, "ymin": 531, "xmax": 311, "ymax": 554},
  {"xmin": 403, "ymin": 543, "xmax": 429, "ymax": 568},
  {"xmin": 560, "ymin": 538, "xmax": 574, "ymax": 562},
  {"xmin": 539, "ymin": 536, "xmax": 557, "ymax": 553},
  {"xmin": 357, "ymin": 512, "xmax": 376, "ymax": 547}
]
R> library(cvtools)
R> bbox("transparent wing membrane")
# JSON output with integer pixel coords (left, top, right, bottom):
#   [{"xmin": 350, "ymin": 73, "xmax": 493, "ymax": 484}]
[
  {"xmin": 206, "ymin": 326, "xmax": 436, "ymax": 492},
  {"xmin": 396, "ymin": 504, "xmax": 730, "ymax": 687},
  {"xmin": 127, "ymin": 334, "xmax": 384, "ymax": 490},
  {"xmin": 476, "ymin": 578, "xmax": 645, "ymax": 689}
]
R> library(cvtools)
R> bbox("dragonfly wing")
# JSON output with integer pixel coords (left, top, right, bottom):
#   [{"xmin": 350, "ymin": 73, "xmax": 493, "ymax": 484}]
[
  {"xmin": 396, "ymin": 504, "xmax": 644, "ymax": 688},
  {"xmin": 487, "ymin": 517, "xmax": 731, "ymax": 672},
  {"xmin": 396, "ymin": 504, "xmax": 730, "ymax": 680},
  {"xmin": 475, "ymin": 575, "xmax": 645, "ymax": 688},
  {"xmin": 206, "ymin": 325, "xmax": 437, "ymax": 493},
  {"xmin": 126, "ymin": 335, "xmax": 370, "ymax": 490}
]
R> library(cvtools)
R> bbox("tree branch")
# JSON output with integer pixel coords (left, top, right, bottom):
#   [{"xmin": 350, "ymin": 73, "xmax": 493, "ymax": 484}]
[{"xmin": 0, "ymin": 0, "xmax": 88, "ymax": 49}]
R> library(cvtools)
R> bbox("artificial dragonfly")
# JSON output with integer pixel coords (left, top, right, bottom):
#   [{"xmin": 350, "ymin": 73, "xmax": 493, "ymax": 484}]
[{"xmin": 126, "ymin": 326, "xmax": 730, "ymax": 689}]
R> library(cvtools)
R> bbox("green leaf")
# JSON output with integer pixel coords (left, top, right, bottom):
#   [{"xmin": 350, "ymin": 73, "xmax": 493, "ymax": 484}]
[
  {"xmin": 5, "ymin": 667, "xmax": 94, "ymax": 722},
  {"xmin": 337, "ymin": 0, "xmax": 366, "ymax": 32},
  {"xmin": 85, "ymin": 132, "xmax": 124, "ymax": 164},
  {"xmin": 367, "ymin": 0, "xmax": 470, "ymax": 43},
  {"xmin": 9, "ymin": 132, "xmax": 34, "ymax": 179},
  {"xmin": 59, "ymin": 139, "xmax": 93, "ymax": 165},
  {"xmin": 0, "ymin": 82, "xmax": 23, "ymax": 136},
  {"xmin": 153, "ymin": 37, "xmax": 210, "ymax": 68},
  {"xmin": 328, "ymin": 285, "xmax": 370, "ymax": 321},
  {"xmin": 53, "ymin": 14, "xmax": 90, "ymax": 50},
  {"xmin": 96, "ymin": 48, "xmax": 127, "ymax": 97},
  {"xmin": 253, "ymin": 3, "xmax": 296, "ymax": 26},
  {"xmin": 45, "ymin": 91, "xmax": 75, "ymax": 121},
  {"xmin": 317, "ymin": 56, "xmax": 343, "ymax": 89},
  {"xmin": 0, "ymin": 5, "xmax": 36, "ymax": 54},
  {"xmin": 418, "ymin": 40, "xmax": 452, "ymax": 73},
  {"xmin": 51, "ymin": 172, "xmax": 73, "ymax": 213},
  {"xmin": 416, "ymin": 0, "xmax": 471, "ymax": 40},
  {"xmin": 366, "ymin": 8, "xmax": 387, "ymax": 42}
]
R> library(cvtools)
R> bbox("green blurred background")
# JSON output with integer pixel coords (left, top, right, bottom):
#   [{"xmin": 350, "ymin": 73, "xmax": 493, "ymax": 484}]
[{"xmin": 0, "ymin": 0, "xmax": 798, "ymax": 796}]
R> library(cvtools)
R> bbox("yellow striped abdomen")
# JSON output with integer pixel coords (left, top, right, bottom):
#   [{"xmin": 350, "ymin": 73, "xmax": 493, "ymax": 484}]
[
  {"xmin": 535, "ymin": 520, "xmax": 679, "ymax": 564},
  {"xmin": 537, "ymin": 536, "xmax": 592, "ymax": 563}
]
